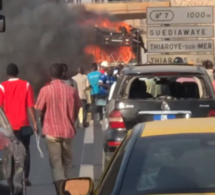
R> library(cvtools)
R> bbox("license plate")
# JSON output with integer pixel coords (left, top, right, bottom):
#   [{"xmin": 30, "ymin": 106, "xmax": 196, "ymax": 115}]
[{"xmin": 153, "ymin": 114, "xmax": 176, "ymax": 121}]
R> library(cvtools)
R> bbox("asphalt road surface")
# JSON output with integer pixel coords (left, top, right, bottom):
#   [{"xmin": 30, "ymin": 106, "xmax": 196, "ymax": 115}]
[{"xmin": 27, "ymin": 120, "xmax": 104, "ymax": 194}]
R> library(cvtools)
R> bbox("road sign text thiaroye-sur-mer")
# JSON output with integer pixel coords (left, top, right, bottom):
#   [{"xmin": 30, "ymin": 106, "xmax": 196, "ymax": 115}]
[
  {"xmin": 147, "ymin": 40, "xmax": 214, "ymax": 53},
  {"xmin": 147, "ymin": 7, "xmax": 213, "ymax": 25}
]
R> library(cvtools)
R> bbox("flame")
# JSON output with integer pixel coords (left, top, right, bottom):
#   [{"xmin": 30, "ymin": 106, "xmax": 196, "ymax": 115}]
[
  {"xmin": 85, "ymin": 45, "xmax": 135, "ymax": 64},
  {"xmin": 98, "ymin": 18, "xmax": 132, "ymax": 33},
  {"xmin": 80, "ymin": 17, "xmax": 132, "ymax": 33},
  {"xmin": 82, "ymin": 17, "xmax": 135, "ymax": 64}
]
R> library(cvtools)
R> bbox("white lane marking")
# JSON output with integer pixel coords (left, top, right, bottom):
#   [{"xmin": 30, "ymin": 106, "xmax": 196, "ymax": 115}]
[
  {"xmin": 102, "ymin": 118, "xmax": 108, "ymax": 131},
  {"xmin": 79, "ymin": 165, "xmax": 94, "ymax": 180},
  {"xmin": 84, "ymin": 121, "xmax": 94, "ymax": 144},
  {"xmin": 102, "ymin": 151, "xmax": 105, "ymax": 172}
]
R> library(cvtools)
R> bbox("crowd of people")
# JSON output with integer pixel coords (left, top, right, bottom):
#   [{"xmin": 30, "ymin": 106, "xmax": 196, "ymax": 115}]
[
  {"xmin": 0, "ymin": 61, "xmax": 122, "ymax": 194},
  {"xmin": 2, "ymin": 58, "xmax": 215, "ymax": 194},
  {"xmin": 174, "ymin": 57, "xmax": 215, "ymax": 91},
  {"xmin": 86, "ymin": 62, "xmax": 122, "ymax": 121},
  {"xmin": 196, "ymin": 60, "xmax": 215, "ymax": 90}
]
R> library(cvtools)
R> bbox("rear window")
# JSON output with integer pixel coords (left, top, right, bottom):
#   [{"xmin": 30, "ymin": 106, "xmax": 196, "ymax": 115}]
[
  {"xmin": 119, "ymin": 74, "xmax": 211, "ymax": 100},
  {"xmin": 120, "ymin": 134, "xmax": 215, "ymax": 195}
]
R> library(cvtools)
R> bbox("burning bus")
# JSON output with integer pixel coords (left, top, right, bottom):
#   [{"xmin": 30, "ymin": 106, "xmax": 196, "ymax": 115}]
[{"xmin": 84, "ymin": 18, "xmax": 147, "ymax": 67}]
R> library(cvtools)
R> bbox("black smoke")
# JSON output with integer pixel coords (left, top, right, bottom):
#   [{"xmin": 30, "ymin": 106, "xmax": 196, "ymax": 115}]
[{"xmin": 0, "ymin": 0, "xmax": 113, "ymax": 92}]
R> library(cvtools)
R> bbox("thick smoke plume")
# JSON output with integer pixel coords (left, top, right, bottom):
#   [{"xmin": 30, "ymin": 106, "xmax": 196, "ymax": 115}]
[{"xmin": 0, "ymin": 0, "xmax": 114, "ymax": 92}]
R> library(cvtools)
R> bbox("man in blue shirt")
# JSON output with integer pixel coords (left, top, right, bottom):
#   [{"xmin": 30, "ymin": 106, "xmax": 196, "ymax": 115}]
[
  {"xmin": 87, "ymin": 63, "xmax": 102, "ymax": 96},
  {"xmin": 87, "ymin": 63, "xmax": 102, "ymax": 120},
  {"xmin": 99, "ymin": 67, "xmax": 116, "ymax": 96}
]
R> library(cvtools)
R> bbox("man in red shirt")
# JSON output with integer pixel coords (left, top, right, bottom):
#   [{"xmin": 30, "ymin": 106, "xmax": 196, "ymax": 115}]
[
  {"xmin": 0, "ymin": 63, "xmax": 37, "ymax": 186},
  {"xmin": 35, "ymin": 63, "xmax": 81, "ymax": 184}
]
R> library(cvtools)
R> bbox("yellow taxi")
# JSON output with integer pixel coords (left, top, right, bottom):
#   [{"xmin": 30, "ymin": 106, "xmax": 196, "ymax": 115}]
[{"xmin": 58, "ymin": 118, "xmax": 215, "ymax": 195}]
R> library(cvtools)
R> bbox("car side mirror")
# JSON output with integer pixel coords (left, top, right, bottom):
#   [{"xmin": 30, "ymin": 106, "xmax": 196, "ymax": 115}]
[{"xmin": 57, "ymin": 177, "xmax": 94, "ymax": 195}]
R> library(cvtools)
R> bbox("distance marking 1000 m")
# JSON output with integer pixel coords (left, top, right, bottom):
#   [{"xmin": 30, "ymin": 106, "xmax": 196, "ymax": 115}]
[{"xmin": 147, "ymin": 7, "xmax": 213, "ymax": 24}]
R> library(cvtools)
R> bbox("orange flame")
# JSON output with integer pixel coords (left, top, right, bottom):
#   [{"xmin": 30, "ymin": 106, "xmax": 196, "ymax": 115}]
[
  {"xmin": 80, "ymin": 17, "xmax": 132, "ymax": 33},
  {"xmin": 85, "ymin": 45, "xmax": 135, "ymax": 64},
  {"xmin": 82, "ymin": 17, "xmax": 135, "ymax": 64},
  {"xmin": 98, "ymin": 18, "xmax": 132, "ymax": 33}
]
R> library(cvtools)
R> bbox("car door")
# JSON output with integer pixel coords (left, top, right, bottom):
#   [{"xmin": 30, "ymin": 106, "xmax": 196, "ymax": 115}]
[
  {"xmin": 0, "ymin": 108, "xmax": 25, "ymax": 195},
  {"xmin": 95, "ymin": 133, "xmax": 131, "ymax": 195},
  {"xmin": 0, "ymin": 108, "xmax": 14, "ymax": 194}
]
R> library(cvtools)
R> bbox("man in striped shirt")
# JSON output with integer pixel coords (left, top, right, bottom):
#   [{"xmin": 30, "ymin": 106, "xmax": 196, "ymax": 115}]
[{"xmin": 35, "ymin": 63, "xmax": 81, "ymax": 183}]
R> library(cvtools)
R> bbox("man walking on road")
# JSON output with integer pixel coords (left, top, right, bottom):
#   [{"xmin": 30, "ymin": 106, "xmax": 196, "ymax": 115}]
[
  {"xmin": 99, "ymin": 67, "xmax": 116, "ymax": 97},
  {"xmin": 73, "ymin": 67, "xmax": 90, "ymax": 128},
  {"xmin": 35, "ymin": 63, "xmax": 81, "ymax": 184},
  {"xmin": 0, "ymin": 63, "xmax": 37, "ymax": 187},
  {"xmin": 62, "ymin": 63, "xmax": 77, "ymax": 89},
  {"xmin": 87, "ymin": 63, "xmax": 101, "ymax": 120}
]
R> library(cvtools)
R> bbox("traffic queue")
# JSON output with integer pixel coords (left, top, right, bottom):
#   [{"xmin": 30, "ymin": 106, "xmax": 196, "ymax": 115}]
[
  {"xmin": 0, "ymin": 61, "xmax": 122, "ymax": 195},
  {"xmin": 57, "ymin": 58, "xmax": 215, "ymax": 195},
  {"xmin": 0, "ymin": 58, "xmax": 215, "ymax": 195}
]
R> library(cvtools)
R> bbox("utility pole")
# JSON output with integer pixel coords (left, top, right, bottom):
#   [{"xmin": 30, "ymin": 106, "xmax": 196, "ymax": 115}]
[{"xmin": 0, "ymin": 0, "xmax": 5, "ymax": 32}]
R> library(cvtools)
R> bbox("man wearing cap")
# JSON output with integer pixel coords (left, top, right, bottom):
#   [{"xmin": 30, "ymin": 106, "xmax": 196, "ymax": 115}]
[
  {"xmin": 99, "ymin": 61, "xmax": 108, "ymax": 74},
  {"xmin": 99, "ymin": 67, "xmax": 116, "ymax": 97}
]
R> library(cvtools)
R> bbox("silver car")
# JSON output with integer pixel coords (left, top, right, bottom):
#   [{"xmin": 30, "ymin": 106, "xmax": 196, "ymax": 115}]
[{"xmin": 0, "ymin": 108, "xmax": 25, "ymax": 195}]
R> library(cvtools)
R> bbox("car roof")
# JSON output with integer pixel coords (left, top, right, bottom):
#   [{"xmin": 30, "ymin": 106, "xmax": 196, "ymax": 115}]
[
  {"xmin": 141, "ymin": 118, "xmax": 215, "ymax": 138},
  {"xmin": 122, "ymin": 64, "xmax": 206, "ymax": 75}
]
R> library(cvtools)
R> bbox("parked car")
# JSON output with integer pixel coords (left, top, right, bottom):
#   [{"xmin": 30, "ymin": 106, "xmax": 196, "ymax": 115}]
[
  {"xmin": 104, "ymin": 64, "xmax": 215, "ymax": 160},
  {"xmin": 58, "ymin": 117, "xmax": 215, "ymax": 195},
  {"xmin": 0, "ymin": 108, "xmax": 25, "ymax": 195}
]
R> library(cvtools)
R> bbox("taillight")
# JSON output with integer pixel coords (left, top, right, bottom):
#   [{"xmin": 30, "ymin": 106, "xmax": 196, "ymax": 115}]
[
  {"xmin": 108, "ymin": 141, "xmax": 121, "ymax": 147},
  {"xmin": 208, "ymin": 110, "xmax": 215, "ymax": 117},
  {"xmin": 108, "ymin": 110, "xmax": 126, "ymax": 129}
]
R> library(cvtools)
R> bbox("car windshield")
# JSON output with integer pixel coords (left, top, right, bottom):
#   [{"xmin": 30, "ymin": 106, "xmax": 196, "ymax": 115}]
[
  {"xmin": 120, "ymin": 134, "xmax": 215, "ymax": 195},
  {"xmin": 119, "ymin": 74, "xmax": 211, "ymax": 100}
]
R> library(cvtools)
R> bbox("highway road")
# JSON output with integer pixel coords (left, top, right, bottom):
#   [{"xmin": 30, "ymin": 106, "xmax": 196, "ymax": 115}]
[{"xmin": 27, "ymin": 120, "xmax": 104, "ymax": 194}]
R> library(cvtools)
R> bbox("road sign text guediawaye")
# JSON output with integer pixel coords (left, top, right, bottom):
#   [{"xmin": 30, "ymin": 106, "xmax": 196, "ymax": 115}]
[{"xmin": 147, "ymin": 26, "xmax": 214, "ymax": 39}]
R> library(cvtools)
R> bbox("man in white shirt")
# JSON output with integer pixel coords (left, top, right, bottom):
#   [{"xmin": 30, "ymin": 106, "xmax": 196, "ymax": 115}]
[
  {"xmin": 73, "ymin": 67, "xmax": 89, "ymax": 127},
  {"xmin": 62, "ymin": 64, "xmax": 77, "ymax": 88},
  {"xmin": 203, "ymin": 60, "xmax": 214, "ymax": 82}
]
